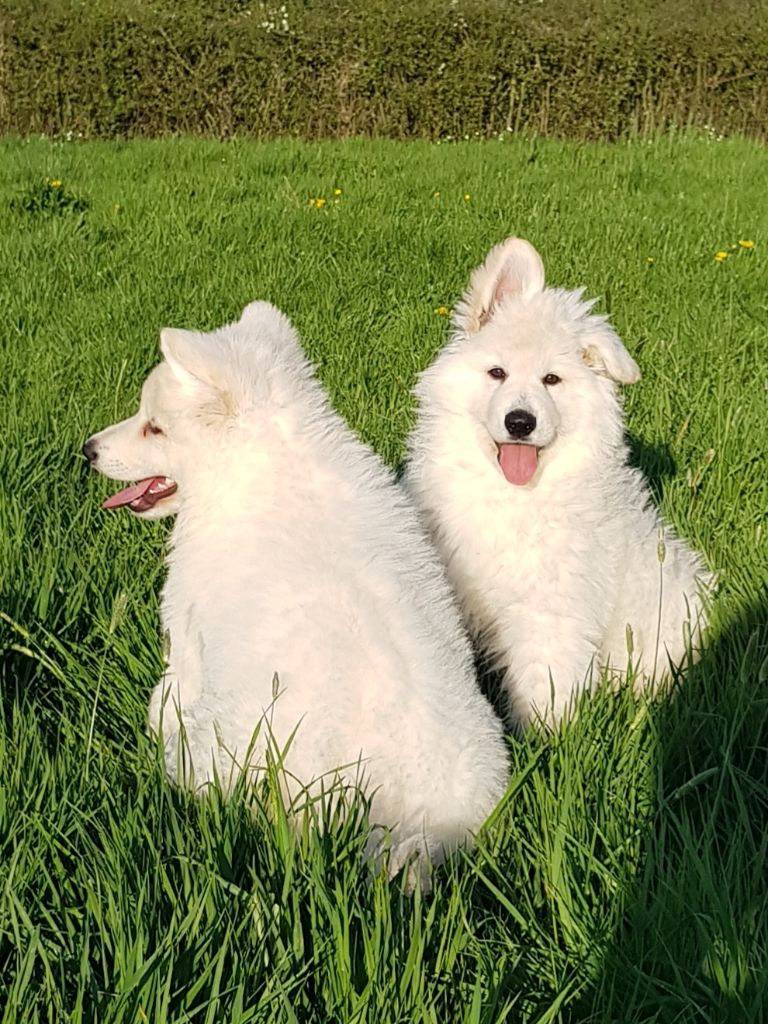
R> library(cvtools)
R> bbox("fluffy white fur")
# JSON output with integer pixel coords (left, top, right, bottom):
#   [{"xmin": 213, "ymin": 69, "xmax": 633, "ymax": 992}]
[
  {"xmin": 405, "ymin": 238, "xmax": 713, "ymax": 726},
  {"xmin": 85, "ymin": 301, "xmax": 509, "ymax": 879}
]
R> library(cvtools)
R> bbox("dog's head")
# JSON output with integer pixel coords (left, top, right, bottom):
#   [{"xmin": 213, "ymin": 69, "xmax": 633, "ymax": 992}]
[
  {"xmin": 84, "ymin": 301, "xmax": 305, "ymax": 517},
  {"xmin": 419, "ymin": 237, "xmax": 641, "ymax": 486}
]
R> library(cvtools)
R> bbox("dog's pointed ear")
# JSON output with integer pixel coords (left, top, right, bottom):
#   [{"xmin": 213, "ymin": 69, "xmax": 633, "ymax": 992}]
[
  {"xmin": 581, "ymin": 321, "xmax": 641, "ymax": 384},
  {"xmin": 239, "ymin": 300, "xmax": 282, "ymax": 328},
  {"xmin": 454, "ymin": 237, "xmax": 545, "ymax": 334},
  {"xmin": 160, "ymin": 328, "xmax": 235, "ymax": 419},
  {"xmin": 239, "ymin": 301, "xmax": 300, "ymax": 347},
  {"xmin": 160, "ymin": 328, "xmax": 213, "ymax": 390}
]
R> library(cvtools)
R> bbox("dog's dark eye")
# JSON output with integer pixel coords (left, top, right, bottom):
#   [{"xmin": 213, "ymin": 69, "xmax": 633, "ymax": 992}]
[
  {"xmin": 143, "ymin": 421, "xmax": 164, "ymax": 437},
  {"xmin": 488, "ymin": 367, "xmax": 507, "ymax": 381},
  {"xmin": 542, "ymin": 374, "xmax": 561, "ymax": 386}
]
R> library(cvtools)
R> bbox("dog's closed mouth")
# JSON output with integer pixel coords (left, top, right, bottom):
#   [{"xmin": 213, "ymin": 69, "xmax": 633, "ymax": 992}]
[
  {"xmin": 102, "ymin": 476, "xmax": 178, "ymax": 513},
  {"xmin": 497, "ymin": 444, "xmax": 539, "ymax": 486}
]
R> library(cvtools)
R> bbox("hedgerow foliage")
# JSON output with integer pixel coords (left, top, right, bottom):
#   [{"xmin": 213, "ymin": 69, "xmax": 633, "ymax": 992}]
[{"xmin": 1, "ymin": 0, "xmax": 767, "ymax": 140}]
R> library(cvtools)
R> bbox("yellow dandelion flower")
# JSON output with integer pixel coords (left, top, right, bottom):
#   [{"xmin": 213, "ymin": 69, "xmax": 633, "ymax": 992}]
[
  {"xmin": 50, "ymin": 179, "xmax": 62, "ymax": 188},
  {"xmin": 432, "ymin": 191, "xmax": 441, "ymax": 198},
  {"xmin": 333, "ymin": 188, "xmax": 342, "ymax": 196},
  {"xmin": 738, "ymin": 239, "xmax": 755, "ymax": 249},
  {"xmin": 714, "ymin": 251, "xmax": 728, "ymax": 262},
  {"xmin": 463, "ymin": 193, "xmax": 471, "ymax": 201},
  {"xmin": 309, "ymin": 197, "xmax": 327, "ymax": 209},
  {"xmin": 434, "ymin": 306, "xmax": 450, "ymax": 316},
  {"xmin": 645, "ymin": 256, "xmax": 654, "ymax": 264}
]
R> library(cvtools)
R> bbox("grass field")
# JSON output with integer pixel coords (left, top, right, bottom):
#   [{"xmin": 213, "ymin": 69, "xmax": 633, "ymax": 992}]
[{"xmin": 1, "ymin": 135, "xmax": 767, "ymax": 1022}]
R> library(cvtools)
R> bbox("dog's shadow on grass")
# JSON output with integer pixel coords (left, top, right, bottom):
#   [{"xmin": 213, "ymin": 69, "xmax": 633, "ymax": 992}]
[
  {"xmin": 577, "ymin": 593, "xmax": 768, "ymax": 1022},
  {"xmin": 626, "ymin": 433, "xmax": 677, "ymax": 500}
]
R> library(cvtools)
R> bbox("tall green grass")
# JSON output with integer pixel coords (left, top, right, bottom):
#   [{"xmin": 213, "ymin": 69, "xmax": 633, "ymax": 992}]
[{"xmin": 0, "ymin": 136, "xmax": 766, "ymax": 1021}]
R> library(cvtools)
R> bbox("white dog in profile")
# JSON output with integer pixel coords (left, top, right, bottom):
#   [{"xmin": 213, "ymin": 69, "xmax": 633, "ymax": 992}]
[
  {"xmin": 84, "ymin": 301, "xmax": 509, "ymax": 879},
  {"xmin": 406, "ymin": 238, "xmax": 712, "ymax": 726}
]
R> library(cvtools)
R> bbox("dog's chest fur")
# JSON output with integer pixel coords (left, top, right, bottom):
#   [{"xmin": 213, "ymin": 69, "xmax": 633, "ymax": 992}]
[{"xmin": 412, "ymin": 434, "xmax": 632, "ymax": 644}]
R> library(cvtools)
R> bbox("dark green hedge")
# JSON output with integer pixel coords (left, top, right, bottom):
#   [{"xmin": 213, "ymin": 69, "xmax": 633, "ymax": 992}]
[{"xmin": 2, "ymin": 0, "xmax": 767, "ymax": 140}]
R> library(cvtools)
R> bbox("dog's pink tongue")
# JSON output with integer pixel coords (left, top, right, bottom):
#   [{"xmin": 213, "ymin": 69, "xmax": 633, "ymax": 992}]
[
  {"xmin": 102, "ymin": 477, "xmax": 164, "ymax": 510},
  {"xmin": 498, "ymin": 444, "xmax": 538, "ymax": 486}
]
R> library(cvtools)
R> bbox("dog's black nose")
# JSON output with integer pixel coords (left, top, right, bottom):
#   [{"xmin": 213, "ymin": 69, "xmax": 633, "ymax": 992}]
[
  {"xmin": 504, "ymin": 409, "xmax": 536, "ymax": 439},
  {"xmin": 82, "ymin": 438, "xmax": 98, "ymax": 464}
]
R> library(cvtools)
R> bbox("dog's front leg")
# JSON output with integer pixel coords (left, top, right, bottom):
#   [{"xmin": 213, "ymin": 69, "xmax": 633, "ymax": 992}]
[
  {"xmin": 500, "ymin": 621, "xmax": 599, "ymax": 728},
  {"xmin": 147, "ymin": 616, "xmax": 205, "ymax": 735}
]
